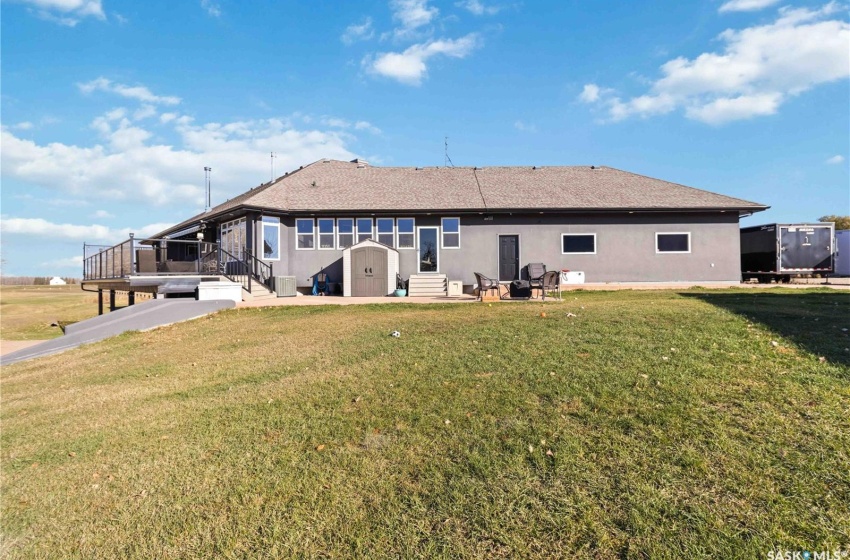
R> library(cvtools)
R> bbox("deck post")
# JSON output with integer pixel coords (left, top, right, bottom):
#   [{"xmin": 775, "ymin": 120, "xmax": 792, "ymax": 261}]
[
  {"xmin": 128, "ymin": 291, "xmax": 136, "ymax": 306},
  {"xmin": 98, "ymin": 289, "xmax": 104, "ymax": 315},
  {"xmin": 129, "ymin": 233, "xmax": 135, "ymax": 276},
  {"xmin": 109, "ymin": 290, "xmax": 116, "ymax": 312}
]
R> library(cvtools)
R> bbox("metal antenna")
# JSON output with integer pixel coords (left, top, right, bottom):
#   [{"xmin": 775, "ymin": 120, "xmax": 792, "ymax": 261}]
[
  {"xmin": 270, "ymin": 152, "xmax": 276, "ymax": 182},
  {"xmin": 444, "ymin": 136, "xmax": 454, "ymax": 168},
  {"xmin": 204, "ymin": 166, "xmax": 212, "ymax": 211}
]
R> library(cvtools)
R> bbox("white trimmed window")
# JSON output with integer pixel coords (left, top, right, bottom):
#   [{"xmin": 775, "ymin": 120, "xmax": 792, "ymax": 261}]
[
  {"xmin": 318, "ymin": 218, "xmax": 335, "ymax": 250},
  {"xmin": 261, "ymin": 216, "xmax": 280, "ymax": 260},
  {"xmin": 656, "ymin": 232, "xmax": 690, "ymax": 253},
  {"xmin": 397, "ymin": 218, "xmax": 415, "ymax": 249},
  {"xmin": 296, "ymin": 219, "xmax": 315, "ymax": 250},
  {"xmin": 376, "ymin": 218, "xmax": 395, "ymax": 247},
  {"xmin": 562, "ymin": 233, "xmax": 596, "ymax": 255},
  {"xmin": 337, "ymin": 218, "xmax": 354, "ymax": 249},
  {"xmin": 356, "ymin": 218, "xmax": 373, "ymax": 243},
  {"xmin": 441, "ymin": 217, "xmax": 460, "ymax": 249}
]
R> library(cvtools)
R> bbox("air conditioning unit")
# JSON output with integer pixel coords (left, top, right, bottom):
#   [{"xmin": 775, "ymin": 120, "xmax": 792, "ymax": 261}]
[{"xmin": 274, "ymin": 276, "xmax": 297, "ymax": 297}]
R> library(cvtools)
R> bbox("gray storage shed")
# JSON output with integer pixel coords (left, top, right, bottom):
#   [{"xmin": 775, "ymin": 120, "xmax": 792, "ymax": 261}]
[{"xmin": 342, "ymin": 239, "xmax": 399, "ymax": 297}]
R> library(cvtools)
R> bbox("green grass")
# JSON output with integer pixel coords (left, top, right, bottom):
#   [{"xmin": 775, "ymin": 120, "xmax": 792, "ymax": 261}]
[
  {"xmin": 0, "ymin": 285, "xmax": 99, "ymax": 340},
  {"xmin": 1, "ymin": 289, "xmax": 849, "ymax": 558}
]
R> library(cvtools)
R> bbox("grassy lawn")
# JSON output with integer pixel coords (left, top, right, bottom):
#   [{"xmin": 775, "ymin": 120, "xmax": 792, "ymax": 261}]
[
  {"xmin": 0, "ymin": 285, "xmax": 100, "ymax": 340},
  {"xmin": 1, "ymin": 289, "xmax": 848, "ymax": 558}
]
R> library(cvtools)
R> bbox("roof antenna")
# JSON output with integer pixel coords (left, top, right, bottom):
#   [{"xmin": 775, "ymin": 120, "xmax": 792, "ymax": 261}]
[
  {"xmin": 270, "ymin": 152, "xmax": 276, "ymax": 182},
  {"xmin": 204, "ymin": 166, "xmax": 212, "ymax": 211},
  {"xmin": 444, "ymin": 136, "xmax": 454, "ymax": 168}
]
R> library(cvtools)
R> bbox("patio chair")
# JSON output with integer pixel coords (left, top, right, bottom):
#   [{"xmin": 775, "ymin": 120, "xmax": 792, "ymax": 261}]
[
  {"xmin": 527, "ymin": 263, "xmax": 547, "ymax": 296},
  {"xmin": 474, "ymin": 272, "xmax": 501, "ymax": 301},
  {"xmin": 313, "ymin": 272, "xmax": 330, "ymax": 295},
  {"xmin": 538, "ymin": 270, "xmax": 561, "ymax": 301}
]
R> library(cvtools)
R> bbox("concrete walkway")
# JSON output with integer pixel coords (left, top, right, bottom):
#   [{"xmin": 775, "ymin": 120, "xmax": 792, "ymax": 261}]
[{"xmin": 0, "ymin": 299, "xmax": 235, "ymax": 366}]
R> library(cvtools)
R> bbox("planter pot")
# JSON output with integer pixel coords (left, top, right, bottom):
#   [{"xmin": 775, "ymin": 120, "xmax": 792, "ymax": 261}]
[{"xmin": 394, "ymin": 289, "xmax": 407, "ymax": 297}]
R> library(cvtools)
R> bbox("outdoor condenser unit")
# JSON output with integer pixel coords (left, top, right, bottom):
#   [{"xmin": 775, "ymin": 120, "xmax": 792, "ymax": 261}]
[{"xmin": 274, "ymin": 276, "xmax": 297, "ymax": 297}]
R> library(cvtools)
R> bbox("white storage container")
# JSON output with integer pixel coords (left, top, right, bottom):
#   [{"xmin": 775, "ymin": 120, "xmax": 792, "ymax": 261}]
[
  {"xmin": 560, "ymin": 271, "xmax": 585, "ymax": 284},
  {"xmin": 447, "ymin": 280, "xmax": 463, "ymax": 297}
]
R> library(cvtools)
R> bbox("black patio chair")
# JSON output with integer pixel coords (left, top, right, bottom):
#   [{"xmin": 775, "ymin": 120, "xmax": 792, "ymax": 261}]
[
  {"xmin": 474, "ymin": 272, "xmax": 501, "ymax": 301},
  {"xmin": 527, "ymin": 263, "xmax": 547, "ymax": 296},
  {"xmin": 538, "ymin": 270, "xmax": 561, "ymax": 301}
]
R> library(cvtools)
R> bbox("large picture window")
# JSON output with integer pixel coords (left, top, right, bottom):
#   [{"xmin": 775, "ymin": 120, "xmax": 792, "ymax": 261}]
[
  {"xmin": 441, "ymin": 217, "xmax": 460, "ymax": 249},
  {"xmin": 262, "ymin": 216, "xmax": 280, "ymax": 260},
  {"xmin": 318, "ymin": 218, "xmax": 335, "ymax": 250},
  {"xmin": 656, "ymin": 232, "xmax": 690, "ymax": 253},
  {"xmin": 376, "ymin": 218, "xmax": 394, "ymax": 247},
  {"xmin": 357, "ymin": 218, "xmax": 373, "ymax": 243},
  {"xmin": 397, "ymin": 218, "xmax": 415, "ymax": 249},
  {"xmin": 562, "ymin": 233, "xmax": 596, "ymax": 254},
  {"xmin": 296, "ymin": 219, "xmax": 315, "ymax": 250},
  {"xmin": 337, "ymin": 218, "xmax": 354, "ymax": 249}
]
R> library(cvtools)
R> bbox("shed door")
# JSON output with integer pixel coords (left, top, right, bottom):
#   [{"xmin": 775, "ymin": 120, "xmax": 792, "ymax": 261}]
[{"xmin": 352, "ymin": 247, "xmax": 387, "ymax": 296}]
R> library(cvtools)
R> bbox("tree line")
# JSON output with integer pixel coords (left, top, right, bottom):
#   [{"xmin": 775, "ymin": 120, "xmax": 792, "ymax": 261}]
[{"xmin": 0, "ymin": 277, "xmax": 79, "ymax": 285}]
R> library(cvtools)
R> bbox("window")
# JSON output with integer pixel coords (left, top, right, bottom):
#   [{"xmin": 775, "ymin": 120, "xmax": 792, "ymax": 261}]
[
  {"xmin": 337, "ymin": 218, "xmax": 354, "ymax": 249},
  {"xmin": 562, "ymin": 233, "xmax": 596, "ymax": 254},
  {"xmin": 419, "ymin": 227, "xmax": 439, "ymax": 273},
  {"xmin": 296, "ymin": 219, "xmax": 314, "ymax": 250},
  {"xmin": 357, "ymin": 218, "xmax": 373, "ymax": 243},
  {"xmin": 262, "ymin": 216, "xmax": 280, "ymax": 260},
  {"xmin": 220, "ymin": 217, "xmax": 246, "ymax": 260},
  {"xmin": 442, "ymin": 217, "xmax": 460, "ymax": 249},
  {"xmin": 656, "ymin": 232, "xmax": 690, "ymax": 253},
  {"xmin": 376, "ymin": 218, "xmax": 394, "ymax": 247},
  {"xmin": 397, "ymin": 218, "xmax": 415, "ymax": 249},
  {"xmin": 318, "ymin": 218, "xmax": 335, "ymax": 250}
]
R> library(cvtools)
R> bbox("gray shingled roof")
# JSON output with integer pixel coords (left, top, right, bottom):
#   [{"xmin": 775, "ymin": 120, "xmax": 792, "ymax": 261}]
[{"xmin": 155, "ymin": 159, "xmax": 768, "ymax": 237}]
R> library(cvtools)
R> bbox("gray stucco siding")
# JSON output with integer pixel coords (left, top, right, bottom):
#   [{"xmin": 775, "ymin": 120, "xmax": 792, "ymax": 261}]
[{"xmin": 251, "ymin": 211, "xmax": 742, "ymax": 287}]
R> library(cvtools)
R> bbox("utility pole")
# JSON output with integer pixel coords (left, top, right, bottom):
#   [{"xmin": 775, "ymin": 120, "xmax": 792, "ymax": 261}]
[{"xmin": 204, "ymin": 167, "xmax": 212, "ymax": 211}]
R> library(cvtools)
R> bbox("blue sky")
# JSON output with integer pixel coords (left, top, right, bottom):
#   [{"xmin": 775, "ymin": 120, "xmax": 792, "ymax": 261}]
[{"xmin": 1, "ymin": 0, "xmax": 848, "ymax": 276}]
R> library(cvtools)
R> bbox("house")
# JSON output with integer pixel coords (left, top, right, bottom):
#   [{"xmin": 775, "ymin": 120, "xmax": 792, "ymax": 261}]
[
  {"xmin": 149, "ymin": 158, "xmax": 768, "ymax": 292},
  {"xmin": 82, "ymin": 159, "xmax": 768, "ymax": 302},
  {"xmin": 49, "ymin": 277, "xmax": 67, "ymax": 286}
]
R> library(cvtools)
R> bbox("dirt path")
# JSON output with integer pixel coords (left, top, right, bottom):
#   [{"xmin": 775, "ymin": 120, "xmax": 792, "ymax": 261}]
[{"xmin": 1, "ymin": 340, "xmax": 48, "ymax": 357}]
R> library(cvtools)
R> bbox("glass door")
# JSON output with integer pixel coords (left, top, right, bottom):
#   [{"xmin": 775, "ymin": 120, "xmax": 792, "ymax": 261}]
[{"xmin": 418, "ymin": 227, "xmax": 439, "ymax": 273}]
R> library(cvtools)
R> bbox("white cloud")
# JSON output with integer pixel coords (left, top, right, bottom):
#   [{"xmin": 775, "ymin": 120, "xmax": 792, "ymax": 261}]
[
  {"xmin": 41, "ymin": 255, "xmax": 83, "ymax": 269},
  {"xmin": 1, "ymin": 217, "xmax": 173, "ymax": 243},
  {"xmin": 354, "ymin": 121, "xmax": 382, "ymax": 134},
  {"xmin": 78, "ymin": 77, "xmax": 182, "ymax": 105},
  {"xmin": 389, "ymin": 0, "xmax": 439, "ymax": 39},
  {"xmin": 578, "ymin": 84, "xmax": 602, "ymax": 103},
  {"xmin": 365, "ymin": 33, "xmax": 480, "ymax": 85},
  {"xmin": 9, "ymin": 121, "xmax": 35, "ymax": 131},
  {"xmin": 133, "ymin": 105, "xmax": 157, "ymax": 120},
  {"xmin": 1, "ymin": 112, "xmax": 355, "ymax": 208},
  {"xmin": 92, "ymin": 210, "xmax": 114, "ymax": 219},
  {"xmin": 16, "ymin": 0, "xmax": 104, "ymax": 26},
  {"xmin": 200, "ymin": 0, "xmax": 221, "ymax": 17},
  {"xmin": 341, "ymin": 17, "xmax": 374, "ymax": 45},
  {"xmin": 514, "ymin": 120, "xmax": 537, "ymax": 132},
  {"xmin": 582, "ymin": 3, "xmax": 850, "ymax": 124},
  {"xmin": 826, "ymin": 155, "xmax": 845, "ymax": 164},
  {"xmin": 719, "ymin": 0, "xmax": 780, "ymax": 13},
  {"xmin": 456, "ymin": 0, "xmax": 501, "ymax": 16}
]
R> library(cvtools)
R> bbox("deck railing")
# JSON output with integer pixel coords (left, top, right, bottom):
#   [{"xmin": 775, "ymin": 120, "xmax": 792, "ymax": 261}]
[{"xmin": 82, "ymin": 237, "xmax": 273, "ymax": 292}]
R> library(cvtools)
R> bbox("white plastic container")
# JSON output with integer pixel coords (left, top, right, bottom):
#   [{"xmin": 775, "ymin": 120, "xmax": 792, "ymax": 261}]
[{"xmin": 560, "ymin": 271, "xmax": 585, "ymax": 284}]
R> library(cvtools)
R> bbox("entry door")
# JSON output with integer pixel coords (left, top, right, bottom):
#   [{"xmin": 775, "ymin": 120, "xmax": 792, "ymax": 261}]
[
  {"xmin": 499, "ymin": 235, "xmax": 519, "ymax": 281},
  {"xmin": 352, "ymin": 247, "xmax": 387, "ymax": 296},
  {"xmin": 418, "ymin": 227, "xmax": 439, "ymax": 273}
]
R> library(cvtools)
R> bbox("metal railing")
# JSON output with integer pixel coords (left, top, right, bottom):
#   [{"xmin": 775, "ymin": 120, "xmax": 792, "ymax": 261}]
[{"xmin": 83, "ymin": 236, "xmax": 273, "ymax": 293}]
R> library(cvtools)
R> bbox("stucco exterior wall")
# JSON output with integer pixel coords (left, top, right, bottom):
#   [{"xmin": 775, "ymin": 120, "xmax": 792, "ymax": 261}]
[{"xmin": 252, "ymin": 212, "xmax": 742, "ymax": 287}]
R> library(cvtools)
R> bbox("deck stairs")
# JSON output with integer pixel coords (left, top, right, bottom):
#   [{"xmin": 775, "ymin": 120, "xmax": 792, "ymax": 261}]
[
  {"xmin": 240, "ymin": 280, "xmax": 276, "ymax": 302},
  {"xmin": 407, "ymin": 274, "xmax": 447, "ymax": 297}
]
